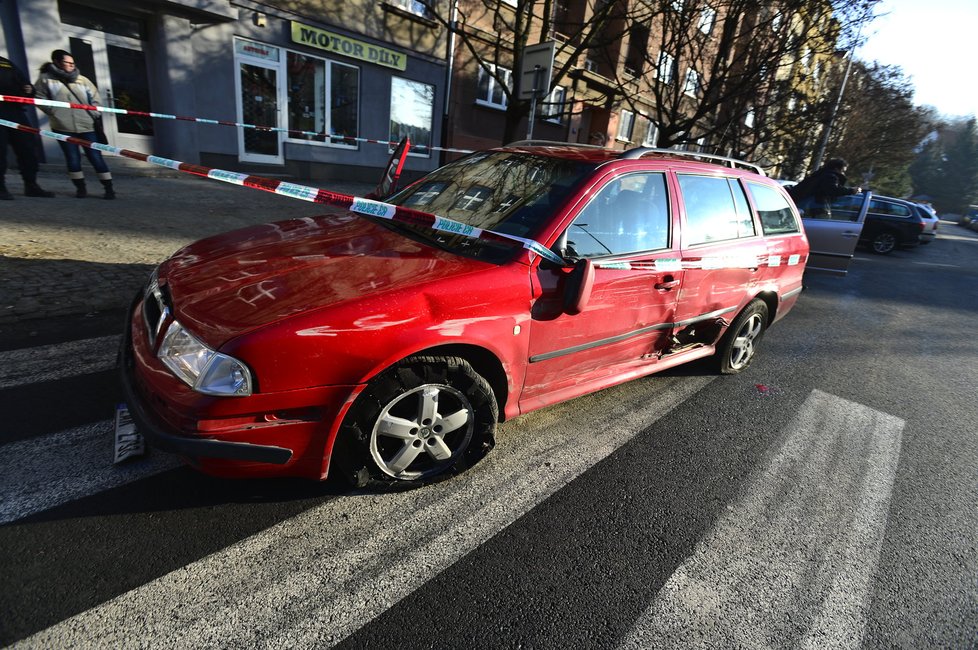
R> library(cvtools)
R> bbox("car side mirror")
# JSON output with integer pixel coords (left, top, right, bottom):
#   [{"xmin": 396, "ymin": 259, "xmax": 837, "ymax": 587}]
[{"xmin": 563, "ymin": 258, "xmax": 595, "ymax": 315}]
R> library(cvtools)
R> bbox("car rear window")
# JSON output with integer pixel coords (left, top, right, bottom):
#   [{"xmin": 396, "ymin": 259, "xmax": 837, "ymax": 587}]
[{"xmin": 746, "ymin": 181, "xmax": 800, "ymax": 235}]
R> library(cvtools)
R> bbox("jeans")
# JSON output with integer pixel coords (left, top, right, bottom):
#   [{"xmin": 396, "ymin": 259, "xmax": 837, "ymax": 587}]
[{"xmin": 54, "ymin": 130, "xmax": 110, "ymax": 175}]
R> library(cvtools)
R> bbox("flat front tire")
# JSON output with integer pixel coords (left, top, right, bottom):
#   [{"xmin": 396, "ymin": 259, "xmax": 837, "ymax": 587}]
[
  {"xmin": 715, "ymin": 299, "xmax": 769, "ymax": 374},
  {"xmin": 337, "ymin": 356, "xmax": 497, "ymax": 488}
]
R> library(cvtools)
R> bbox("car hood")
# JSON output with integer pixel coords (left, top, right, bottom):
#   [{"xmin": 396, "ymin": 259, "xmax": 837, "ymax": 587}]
[{"xmin": 161, "ymin": 211, "xmax": 493, "ymax": 345}]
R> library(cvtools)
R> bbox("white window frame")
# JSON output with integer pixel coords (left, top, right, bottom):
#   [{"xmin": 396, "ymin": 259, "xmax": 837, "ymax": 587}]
[
  {"xmin": 540, "ymin": 86, "xmax": 565, "ymax": 123},
  {"xmin": 476, "ymin": 64, "xmax": 512, "ymax": 109},
  {"xmin": 657, "ymin": 52, "xmax": 675, "ymax": 83},
  {"xmin": 616, "ymin": 109, "xmax": 635, "ymax": 142},
  {"xmin": 683, "ymin": 68, "xmax": 700, "ymax": 97},
  {"xmin": 386, "ymin": 0, "xmax": 432, "ymax": 18},
  {"xmin": 744, "ymin": 108, "xmax": 755, "ymax": 128},
  {"xmin": 699, "ymin": 5, "xmax": 716, "ymax": 34},
  {"xmin": 234, "ymin": 38, "xmax": 285, "ymax": 165},
  {"xmin": 283, "ymin": 52, "xmax": 360, "ymax": 150},
  {"xmin": 642, "ymin": 119, "xmax": 659, "ymax": 147}
]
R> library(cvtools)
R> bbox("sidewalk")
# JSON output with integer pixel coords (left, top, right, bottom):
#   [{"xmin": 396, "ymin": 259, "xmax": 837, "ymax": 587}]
[{"xmin": 0, "ymin": 157, "xmax": 374, "ymax": 326}]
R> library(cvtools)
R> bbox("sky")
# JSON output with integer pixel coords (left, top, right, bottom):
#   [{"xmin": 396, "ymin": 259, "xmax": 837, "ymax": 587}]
[{"xmin": 856, "ymin": 0, "xmax": 978, "ymax": 119}]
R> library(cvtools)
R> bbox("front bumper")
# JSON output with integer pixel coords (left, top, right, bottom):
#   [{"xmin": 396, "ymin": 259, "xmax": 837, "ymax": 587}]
[
  {"xmin": 119, "ymin": 306, "xmax": 293, "ymax": 465},
  {"xmin": 118, "ymin": 293, "xmax": 363, "ymax": 479}
]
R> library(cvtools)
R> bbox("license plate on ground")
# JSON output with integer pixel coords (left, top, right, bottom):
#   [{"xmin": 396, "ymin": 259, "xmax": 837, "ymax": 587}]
[{"xmin": 114, "ymin": 403, "xmax": 145, "ymax": 463}]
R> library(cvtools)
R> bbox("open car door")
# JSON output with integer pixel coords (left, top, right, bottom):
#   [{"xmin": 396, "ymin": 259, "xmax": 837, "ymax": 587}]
[
  {"xmin": 801, "ymin": 191, "xmax": 872, "ymax": 276},
  {"xmin": 366, "ymin": 137, "xmax": 410, "ymax": 200}
]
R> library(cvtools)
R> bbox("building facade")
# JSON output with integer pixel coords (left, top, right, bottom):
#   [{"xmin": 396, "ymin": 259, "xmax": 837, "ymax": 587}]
[{"xmin": 1, "ymin": 0, "xmax": 449, "ymax": 181}]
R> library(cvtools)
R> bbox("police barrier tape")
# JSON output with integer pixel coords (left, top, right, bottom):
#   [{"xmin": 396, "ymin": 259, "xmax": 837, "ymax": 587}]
[
  {"xmin": 0, "ymin": 117, "xmax": 561, "ymax": 265},
  {"xmin": 0, "ymin": 95, "xmax": 475, "ymax": 155},
  {"xmin": 593, "ymin": 254, "xmax": 802, "ymax": 272},
  {"xmin": 1, "ymin": 117, "xmax": 807, "ymax": 273}
]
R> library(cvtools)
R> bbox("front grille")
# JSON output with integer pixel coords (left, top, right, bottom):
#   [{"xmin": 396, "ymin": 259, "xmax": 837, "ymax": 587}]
[{"xmin": 142, "ymin": 280, "xmax": 172, "ymax": 348}]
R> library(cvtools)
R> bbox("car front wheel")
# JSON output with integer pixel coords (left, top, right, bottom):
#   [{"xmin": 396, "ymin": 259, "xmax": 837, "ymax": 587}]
[
  {"xmin": 715, "ymin": 299, "xmax": 769, "ymax": 374},
  {"xmin": 337, "ymin": 356, "xmax": 497, "ymax": 488}
]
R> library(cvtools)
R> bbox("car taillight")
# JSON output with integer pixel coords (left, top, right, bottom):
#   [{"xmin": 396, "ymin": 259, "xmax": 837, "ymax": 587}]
[{"xmin": 918, "ymin": 222, "xmax": 925, "ymax": 231}]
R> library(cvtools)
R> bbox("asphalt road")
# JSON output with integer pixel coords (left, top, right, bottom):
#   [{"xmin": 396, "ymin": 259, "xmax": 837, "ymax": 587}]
[{"xmin": 0, "ymin": 223, "xmax": 976, "ymax": 648}]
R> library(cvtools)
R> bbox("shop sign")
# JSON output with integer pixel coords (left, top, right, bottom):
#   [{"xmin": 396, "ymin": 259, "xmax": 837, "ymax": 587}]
[
  {"xmin": 291, "ymin": 22, "xmax": 406, "ymax": 71},
  {"xmin": 234, "ymin": 38, "xmax": 280, "ymax": 62}
]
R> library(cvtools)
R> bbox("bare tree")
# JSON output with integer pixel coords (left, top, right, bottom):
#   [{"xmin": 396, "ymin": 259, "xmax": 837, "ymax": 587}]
[{"xmin": 425, "ymin": 0, "xmax": 878, "ymax": 155}]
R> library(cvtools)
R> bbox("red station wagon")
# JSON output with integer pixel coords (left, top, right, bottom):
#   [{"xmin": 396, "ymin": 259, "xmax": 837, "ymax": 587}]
[{"xmin": 120, "ymin": 143, "xmax": 810, "ymax": 486}]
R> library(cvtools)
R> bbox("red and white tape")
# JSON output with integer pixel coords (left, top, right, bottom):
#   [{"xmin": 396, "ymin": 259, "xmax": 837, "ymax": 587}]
[
  {"xmin": 0, "ymin": 117, "xmax": 561, "ymax": 264},
  {"xmin": 0, "ymin": 95, "xmax": 474, "ymax": 154}
]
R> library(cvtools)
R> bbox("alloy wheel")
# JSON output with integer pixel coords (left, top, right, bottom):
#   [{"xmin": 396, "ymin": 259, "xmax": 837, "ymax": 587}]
[
  {"xmin": 729, "ymin": 313, "xmax": 764, "ymax": 371},
  {"xmin": 370, "ymin": 383, "xmax": 474, "ymax": 480}
]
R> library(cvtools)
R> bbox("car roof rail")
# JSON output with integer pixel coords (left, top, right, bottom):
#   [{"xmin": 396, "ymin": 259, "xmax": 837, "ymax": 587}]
[
  {"xmin": 504, "ymin": 139, "xmax": 606, "ymax": 149},
  {"xmin": 619, "ymin": 147, "xmax": 767, "ymax": 176}
]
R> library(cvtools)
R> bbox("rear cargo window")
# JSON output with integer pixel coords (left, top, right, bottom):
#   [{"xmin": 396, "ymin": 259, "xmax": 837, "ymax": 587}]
[{"xmin": 746, "ymin": 181, "xmax": 800, "ymax": 235}]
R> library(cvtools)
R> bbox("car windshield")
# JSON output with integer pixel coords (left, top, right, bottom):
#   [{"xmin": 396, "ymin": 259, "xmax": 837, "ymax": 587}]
[{"xmin": 384, "ymin": 151, "xmax": 595, "ymax": 261}]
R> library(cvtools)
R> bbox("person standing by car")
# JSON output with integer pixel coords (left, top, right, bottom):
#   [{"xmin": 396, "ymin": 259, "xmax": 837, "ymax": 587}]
[
  {"xmin": 0, "ymin": 55, "xmax": 56, "ymax": 200},
  {"xmin": 787, "ymin": 158, "xmax": 860, "ymax": 217},
  {"xmin": 34, "ymin": 49, "xmax": 115, "ymax": 199}
]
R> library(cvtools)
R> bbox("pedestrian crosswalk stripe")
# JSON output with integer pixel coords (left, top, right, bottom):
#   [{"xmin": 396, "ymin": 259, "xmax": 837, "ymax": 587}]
[
  {"xmin": 0, "ymin": 335, "xmax": 119, "ymax": 390},
  {"xmin": 619, "ymin": 389, "xmax": 904, "ymax": 649},
  {"xmin": 14, "ymin": 374, "xmax": 715, "ymax": 647},
  {"xmin": 0, "ymin": 419, "xmax": 179, "ymax": 524}
]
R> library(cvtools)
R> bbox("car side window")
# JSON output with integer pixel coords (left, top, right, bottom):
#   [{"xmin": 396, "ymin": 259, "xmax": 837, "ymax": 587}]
[
  {"xmin": 729, "ymin": 179, "xmax": 757, "ymax": 237},
  {"xmin": 678, "ymin": 174, "xmax": 753, "ymax": 244},
  {"xmin": 869, "ymin": 199, "xmax": 911, "ymax": 217},
  {"xmin": 565, "ymin": 172, "xmax": 669, "ymax": 258},
  {"xmin": 746, "ymin": 181, "xmax": 800, "ymax": 235}
]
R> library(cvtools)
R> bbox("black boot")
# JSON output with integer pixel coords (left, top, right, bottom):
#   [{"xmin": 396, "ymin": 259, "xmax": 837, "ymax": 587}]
[
  {"xmin": 101, "ymin": 179, "xmax": 115, "ymax": 200},
  {"xmin": 0, "ymin": 184, "xmax": 12, "ymax": 200},
  {"xmin": 72, "ymin": 179, "xmax": 87, "ymax": 198},
  {"xmin": 25, "ymin": 181, "xmax": 55, "ymax": 198}
]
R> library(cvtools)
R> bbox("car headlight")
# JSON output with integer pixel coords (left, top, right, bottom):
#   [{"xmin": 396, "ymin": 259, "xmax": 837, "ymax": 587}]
[{"xmin": 158, "ymin": 321, "xmax": 252, "ymax": 396}]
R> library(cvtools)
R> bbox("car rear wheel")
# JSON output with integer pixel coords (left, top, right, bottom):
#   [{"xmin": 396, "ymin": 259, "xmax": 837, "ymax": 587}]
[
  {"xmin": 870, "ymin": 230, "xmax": 898, "ymax": 254},
  {"xmin": 337, "ymin": 356, "xmax": 497, "ymax": 488},
  {"xmin": 715, "ymin": 299, "xmax": 769, "ymax": 374}
]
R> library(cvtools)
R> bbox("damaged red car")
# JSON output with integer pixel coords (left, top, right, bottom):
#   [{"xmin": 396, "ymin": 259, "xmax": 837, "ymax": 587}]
[{"xmin": 120, "ymin": 143, "xmax": 809, "ymax": 486}]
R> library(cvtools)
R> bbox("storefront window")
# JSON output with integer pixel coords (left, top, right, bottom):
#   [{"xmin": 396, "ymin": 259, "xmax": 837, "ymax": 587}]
[
  {"xmin": 331, "ymin": 63, "xmax": 359, "ymax": 141},
  {"xmin": 389, "ymin": 76, "xmax": 433, "ymax": 156},
  {"xmin": 286, "ymin": 52, "xmax": 359, "ymax": 145},
  {"xmin": 287, "ymin": 53, "xmax": 325, "ymax": 140}
]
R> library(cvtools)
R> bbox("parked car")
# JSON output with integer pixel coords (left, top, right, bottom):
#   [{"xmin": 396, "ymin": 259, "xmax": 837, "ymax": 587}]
[
  {"xmin": 120, "ymin": 143, "xmax": 812, "ymax": 487},
  {"xmin": 825, "ymin": 194, "xmax": 925, "ymax": 254},
  {"xmin": 914, "ymin": 202, "xmax": 939, "ymax": 244}
]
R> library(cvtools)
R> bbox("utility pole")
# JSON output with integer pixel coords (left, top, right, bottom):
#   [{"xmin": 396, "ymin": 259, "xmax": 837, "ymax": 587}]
[
  {"xmin": 811, "ymin": 48, "xmax": 855, "ymax": 172},
  {"xmin": 811, "ymin": 14, "xmax": 867, "ymax": 172}
]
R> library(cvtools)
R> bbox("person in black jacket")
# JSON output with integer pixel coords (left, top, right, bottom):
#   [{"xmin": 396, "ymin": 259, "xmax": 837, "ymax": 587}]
[
  {"xmin": 0, "ymin": 55, "xmax": 55, "ymax": 200},
  {"xmin": 787, "ymin": 158, "xmax": 861, "ymax": 217}
]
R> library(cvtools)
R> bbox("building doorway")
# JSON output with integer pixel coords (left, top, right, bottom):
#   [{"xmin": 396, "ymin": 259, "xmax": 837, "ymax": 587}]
[{"xmin": 62, "ymin": 27, "xmax": 154, "ymax": 154}]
